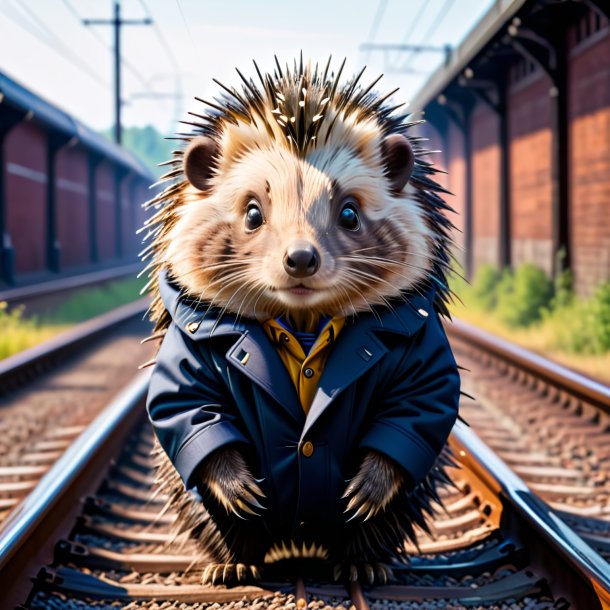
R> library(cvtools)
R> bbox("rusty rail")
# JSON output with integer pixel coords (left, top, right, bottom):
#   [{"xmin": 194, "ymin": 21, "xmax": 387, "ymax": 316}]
[
  {"xmin": 451, "ymin": 421, "xmax": 610, "ymax": 608},
  {"xmin": 448, "ymin": 318, "xmax": 610, "ymax": 414},
  {"xmin": 0, "ymin": 373, "xmax": 150, "ymax": 578}
]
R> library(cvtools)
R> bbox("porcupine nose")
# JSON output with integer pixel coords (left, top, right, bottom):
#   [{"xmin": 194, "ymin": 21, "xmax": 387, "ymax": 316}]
[{"xmin": 283, "ymin": 240, "xmax": 320, "ymax": 278}]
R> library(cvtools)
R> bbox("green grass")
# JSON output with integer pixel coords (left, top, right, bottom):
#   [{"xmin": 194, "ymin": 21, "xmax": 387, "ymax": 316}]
[
  {"xmin": 0, "ymin": 277, "xmax": 145, "ymax": 361},
  {"xmin": 451, "ymin": 264, "xmax": 610, "ymax": 383},
  {"xmin": 46, "ymin": 277, "xmax": 145, "ymax": 324}
]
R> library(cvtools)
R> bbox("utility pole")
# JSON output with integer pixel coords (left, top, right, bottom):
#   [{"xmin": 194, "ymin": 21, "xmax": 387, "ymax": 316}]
[{"xmin": 83, "ymin": 1, "xmax": 152, "ymax": 145}]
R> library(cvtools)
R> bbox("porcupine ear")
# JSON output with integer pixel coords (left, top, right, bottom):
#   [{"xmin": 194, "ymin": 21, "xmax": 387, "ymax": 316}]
[
  {"xmin": 381, "ymin": 134, "xmax": 415, "ymax": 194},
  {"xmin": 183, "ymin": 136, "xmax": 218, "ymax": 192}
]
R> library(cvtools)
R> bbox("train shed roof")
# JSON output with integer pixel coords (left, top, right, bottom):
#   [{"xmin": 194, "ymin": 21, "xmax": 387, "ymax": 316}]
[
  {"xmin": 0, "ymin": 70, "xmax": 153, "ymax": 180},
  {"xmin": 409, "ymin": 0, "xmax": 528, "ymax": 113}
]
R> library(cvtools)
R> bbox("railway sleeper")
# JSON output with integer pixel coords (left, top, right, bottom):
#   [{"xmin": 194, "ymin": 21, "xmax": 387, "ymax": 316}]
[
  {"xmin": 54, "ymin": 535, "xmax": 525, "ymax": 580},
  {"xmin": 83, "ymin": 496, "xmax": 175, "ymax": 524},
  {"xmin": 54, "ymin": 539, "xmax": 199, "ymax": 573},
  {"xmin": 30, "ymin": 564, "xmax": 549, "ymax": 606},
  {"xmin": 75, "ymin": 515, "xmax": 174, "ymax": 544}
]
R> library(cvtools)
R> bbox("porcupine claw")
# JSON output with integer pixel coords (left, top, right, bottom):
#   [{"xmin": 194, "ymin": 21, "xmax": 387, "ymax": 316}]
[
  {"xmin": 345, "ymin": 502, "xmax": 372, "ymax": 523},
  {"xmin": 235, "ymin": 498, "xmax": 261, "ymax": 517},
  {"xmin": 333, "ymin": 563, "xmax": 343, "ymax": 582},
  {"xmin": 244, "ymin": 482, "xmax": 267, "ymax": 503},
  {"xmin": 200, "ymin": 447, "xmax": 267, "ymax": 519},
  {"xmin": 202, "ymin": 563, "xmax": 261, "ymax": 585},
  {"xmin": 345, "ymin": 495, "xmax": 379, "ymax": 521},
  {"xmin": 349, "ymin": 564, "xmax": 358, "ymax": 582},
  {"xmin": 364, "ymin": 563, "xmax": 375, "ymax": 584},
  {"xmin": 335, "ymin": 561, "xmax": 394, "ymax": 585},
  {"xmin": 342, "ymin": 450, "xmax": 404, "ymax": 523}
]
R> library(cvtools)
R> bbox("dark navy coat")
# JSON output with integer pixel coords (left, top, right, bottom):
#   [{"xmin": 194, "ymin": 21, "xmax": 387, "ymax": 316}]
[{"xmin": 147, "ymin": 271, "xmax": 461, "ymax": 548}]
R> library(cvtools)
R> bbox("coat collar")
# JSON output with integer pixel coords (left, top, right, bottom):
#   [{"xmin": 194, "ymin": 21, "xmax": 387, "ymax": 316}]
[
  {"xmin": 159, "ymin": 268, "xmax": 434, "ymax": 341},
  {"xmin": 159, "ymin": 269, "xmax": 435, "ymax": 431}
]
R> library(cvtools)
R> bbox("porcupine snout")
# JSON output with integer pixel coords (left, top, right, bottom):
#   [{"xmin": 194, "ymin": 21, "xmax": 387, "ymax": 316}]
[{"xmin": 283, "ymin": 240, "xmax": 320, "ymax": 278}]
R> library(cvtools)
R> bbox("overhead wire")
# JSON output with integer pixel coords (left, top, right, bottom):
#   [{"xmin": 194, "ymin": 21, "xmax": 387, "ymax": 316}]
[
  {"xmin": 5, "ymin": 0, "xmax": 109, "ymax": 89},
  {"xmin": 401, "ymin": 0, "xmax": 456, "ymax": 72},
  {"xmin": 61, "ymin": 0, "xmax": 160, "ymax": 96},
  {"xmin": 136, "ymin": 0, "xmax": 180, "ymax": 70},
  {"xmin": 361, "ymin": 0, "xmax": 389, "ymax": 64},
  {"xmin": 174, "ymin": 0, "xmax": 198, "ymax": 55},
  {"xmin": 134, "ymin": 0, "xmax": 184, "ymax": 131}
]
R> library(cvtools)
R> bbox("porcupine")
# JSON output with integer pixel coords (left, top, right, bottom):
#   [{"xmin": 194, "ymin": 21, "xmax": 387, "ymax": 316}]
[{"xmin": 141, "ymin": 55, "xmax": 461, "ymax": 586}]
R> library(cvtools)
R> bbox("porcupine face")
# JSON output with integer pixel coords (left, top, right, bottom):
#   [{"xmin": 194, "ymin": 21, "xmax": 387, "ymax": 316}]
[{"xmin": 163, "ymin": 59, "xmax": 436, "ymax": 320}]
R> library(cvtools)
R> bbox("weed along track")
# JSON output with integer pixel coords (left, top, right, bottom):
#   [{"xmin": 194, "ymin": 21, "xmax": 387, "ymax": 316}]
[
  {"xmin": 1, "ymin": 375, "xmax": 608, "ymax": 609},
  {"xmin": 0, "ymin": 301, "xmax": 153, "ymax": 529}
]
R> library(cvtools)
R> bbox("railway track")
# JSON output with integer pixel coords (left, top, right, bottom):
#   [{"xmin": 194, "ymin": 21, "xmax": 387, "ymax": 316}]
[
  {"xmin": 447, "ymin": 319, "xmax": 610, "ymax": 567},
  {"xmin": 1, "ymin": 370, "xmax": 608, "ymax": 608},
  {"xmin": 0, "ymin": 297, "xmax": 152, "ymax": 532},
  {"xmin": 0, "ymin": 263, "xmax": 141, "ymax": 314}
]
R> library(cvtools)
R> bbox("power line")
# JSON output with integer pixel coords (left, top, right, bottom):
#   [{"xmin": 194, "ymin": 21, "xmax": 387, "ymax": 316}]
[
  {"xmin": 401, "ymin": 0, "xmax": 455, "ymax": 71},
  {"xmin": 134, "ymin": 0, "xmax": 184, "ymax": 130},
  {"xmin": 174, "ymin": 0, "xmax": 198, "ymax": 55},
  {"xmin": 61, "ymin": 0, "xmax": 156, "ymax": 96},
  {"xmin": 400, "ymin": 1, "xmax": 429, "ymax": 44},
  {"xmin": 362, "ymin": 0, "xmax": 388, "ymax": 64},
  {"xmin": 6, "ymin": 0, "xmax": 109, "ymax": 90},
  {"xmin": 136, "ymin": 0, "xmax": 180, "ymax": 70}
]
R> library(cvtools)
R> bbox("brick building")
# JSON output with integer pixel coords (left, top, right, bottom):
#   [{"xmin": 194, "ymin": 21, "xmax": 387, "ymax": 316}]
[
  {"xmin": 0, "ymin": 71, "xmax": 153, "ymax": 286},
  {"xmin": 412, "ymin": 0, "xmax": 609, "ymax": 295}
]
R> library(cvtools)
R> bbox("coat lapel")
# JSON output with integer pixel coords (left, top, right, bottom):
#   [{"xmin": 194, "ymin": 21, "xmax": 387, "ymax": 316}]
[
  {"xmin": 159, "ymin": 267, "xmax": 435, "ymax": 435},
  {"xmin": 301, "ymin": 327, "xmax": 388, "ymax": 440},
  {"xmin": 300, "ymin": 292, "xmax": 434, "ymax": 440},
  {"xmin": 226, "ymin": 324, "xmax": 304, "ymax": 426}
]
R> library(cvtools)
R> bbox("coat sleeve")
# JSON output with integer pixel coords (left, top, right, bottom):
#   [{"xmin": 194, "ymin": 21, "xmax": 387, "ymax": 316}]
[
  {"xmin": 358, "ymin": 310, "xmax": 460, "ymax": 489},
  {"xmin": 146, "ymin": 322, "xmax": 250, "ymax": 489}
]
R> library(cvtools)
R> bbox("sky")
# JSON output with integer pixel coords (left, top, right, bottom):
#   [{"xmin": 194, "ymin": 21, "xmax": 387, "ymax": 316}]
[{"xmin": 0, "ymin": 0, "xmax": 496, "ymax": 137}]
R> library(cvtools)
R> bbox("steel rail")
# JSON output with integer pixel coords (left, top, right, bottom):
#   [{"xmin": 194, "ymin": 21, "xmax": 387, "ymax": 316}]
[
  {"xmin": 0, "ymin": 372, "xmax": 150, "ymax": 571},
  {"xmin": 448, "ymin": 318, "xmax": 610, "ymax": 413},
  {"xmin": 0, "ymin": 262, "xmax": 141, "ymax": 305},
  {"xmin": 0, "ymin": 297, "xmax": 149, "ymax": 394},
  {"xmin": 451, "ymin": 421, "xmax": 610, "ymax": 608},
  {"xmin": 2, "ymin": 316, "xmax": 609, "ymax": 607}
]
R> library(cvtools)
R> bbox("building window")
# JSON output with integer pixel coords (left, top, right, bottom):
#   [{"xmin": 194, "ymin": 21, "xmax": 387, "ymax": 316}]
[
  {"xmin": 510, "ymin": 58, "xmax": 538, "ymax": 86},
  {"xmin": 572, "ymin": 9, "xmax": 608, "ymax": 47}
]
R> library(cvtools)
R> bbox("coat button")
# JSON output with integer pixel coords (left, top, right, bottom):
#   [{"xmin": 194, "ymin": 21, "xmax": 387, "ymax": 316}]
[
  {"xmin": 301, "ymin": 441, "xmax": 314, "ymax": 457},
  {"xmin": 187, "ymin": 321, "xmax": 200, "ymax": 333},
  {"xmin": 303, "ymin": 367, "xmax": 314, "ymax": 378}
]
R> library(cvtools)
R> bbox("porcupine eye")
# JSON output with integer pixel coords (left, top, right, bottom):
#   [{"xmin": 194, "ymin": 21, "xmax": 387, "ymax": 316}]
[
  {"xmin": 245, "ymin": 200, "xmax": 264, "ymax": 231},
  {"xmin": 338, "ymin": 198, "xmax": 360, "ymax": 231}
]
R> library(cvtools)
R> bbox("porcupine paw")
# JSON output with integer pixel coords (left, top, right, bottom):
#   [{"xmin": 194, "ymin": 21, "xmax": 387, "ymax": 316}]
[
  {"xmin": 199, "ymin": 447, "xmax": 266, "ymax": 518},
  {"xmin": 333, "ymin": 561, "xmax": 394, "ymax": 584},
  {"xmin": 201, "ymin": 562, "xmax": 261, "ymax": 585},
  {"xmin": 342, "ymin": 450, "xmax": 404, "ymax": 522}
]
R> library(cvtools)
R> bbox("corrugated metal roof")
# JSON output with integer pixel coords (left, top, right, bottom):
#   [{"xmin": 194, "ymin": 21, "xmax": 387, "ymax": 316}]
[
  {"xmin": 409, "ymin": 0, "xmax": 529, "ymax": 113},
  {"xmin": 0, "ymin": 70, "xmax": 154, "ymax": 180}
]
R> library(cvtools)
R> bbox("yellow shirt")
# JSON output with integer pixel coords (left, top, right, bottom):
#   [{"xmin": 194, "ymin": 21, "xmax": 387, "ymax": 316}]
[{"xmin": 263, "ymin": 317, "xmax": 345, "ymax": 414}]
